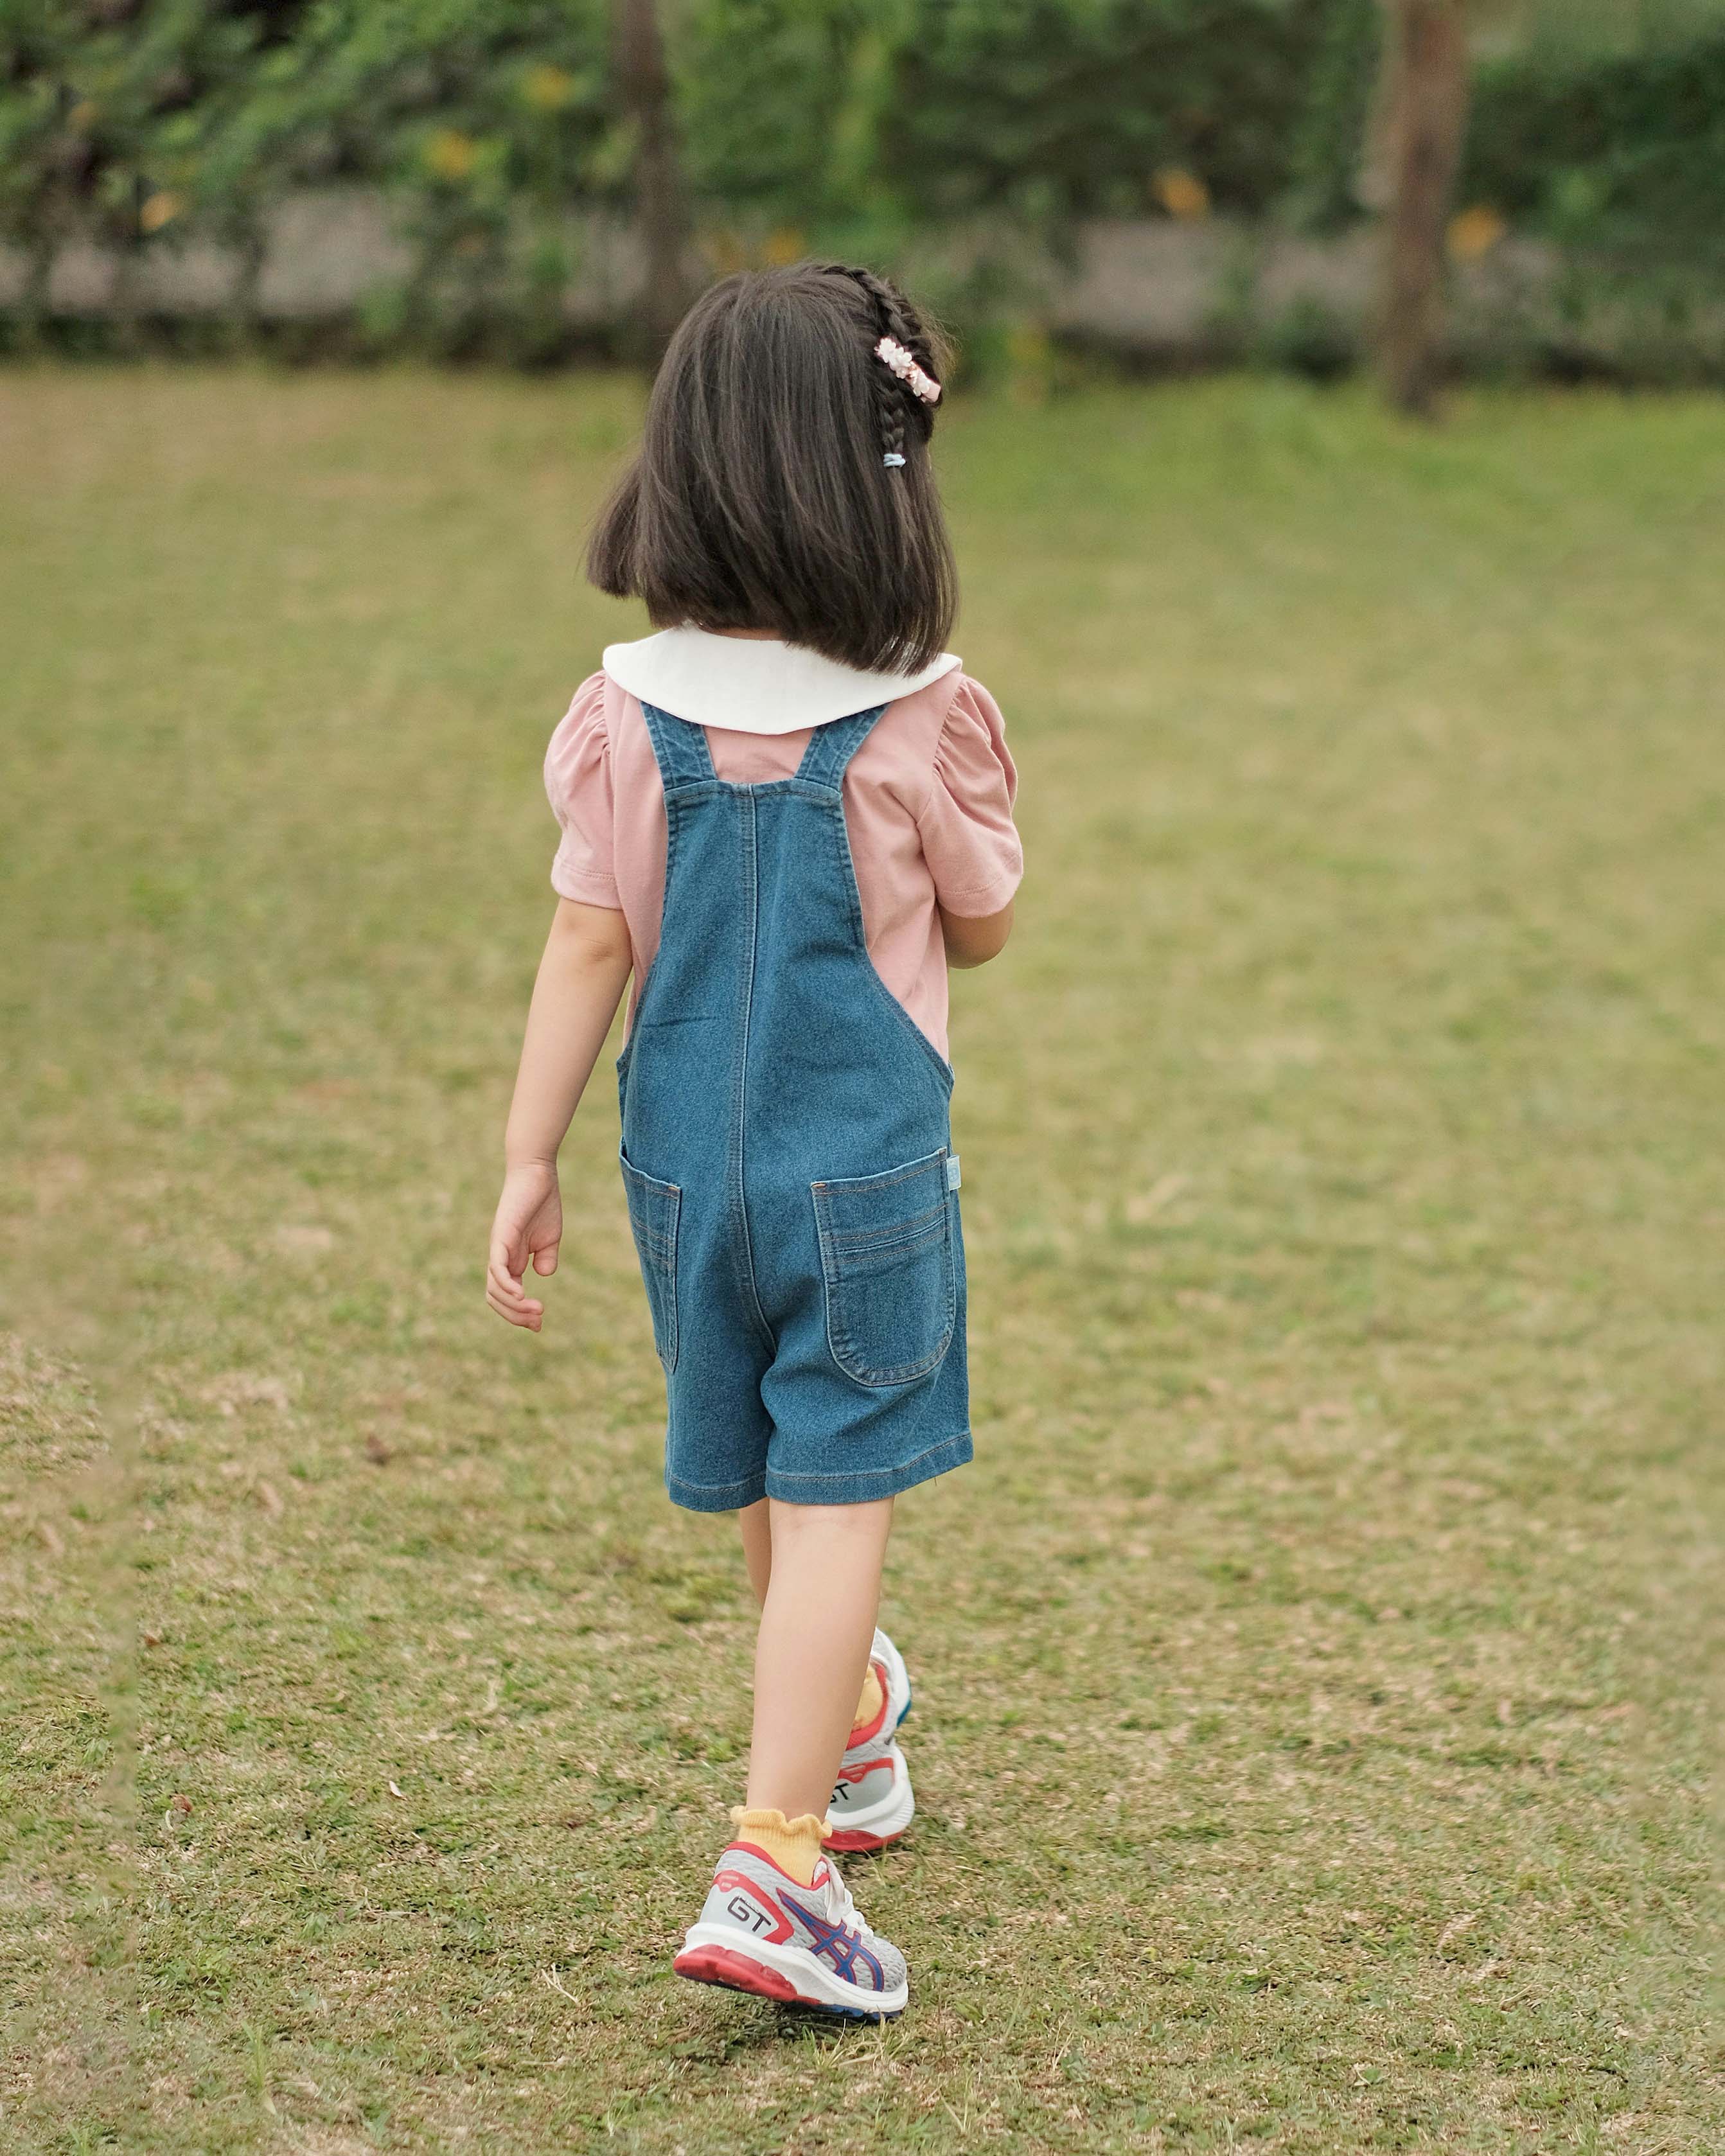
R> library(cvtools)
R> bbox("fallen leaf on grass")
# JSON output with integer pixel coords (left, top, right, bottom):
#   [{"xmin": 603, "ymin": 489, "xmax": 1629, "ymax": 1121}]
[
  {"xmin": 364, "ymin": 1431, "xmax": 394, "ymax": 1465},
  {"xmin": 171, "ymin": 1794, "xmax": 191, "ymax": 1815},
  {"xmin": 387, "ymin": 1781, "xmax": 405, "ymax": 1798},
  {"xmin": 540, "ymin": 1967, "xmax": 585, "ymax": 2007},
  {"xmin": 274, "ymin": 1223, "xmax": 335, "ymax": 1255},
  {"xmin": 202, "ymin": 1372, "xmax": 292, "ymax": 1415},
  {"xmin": 1124, "ymin": 1173, "xmax": 1187, "ymax": 1224}
]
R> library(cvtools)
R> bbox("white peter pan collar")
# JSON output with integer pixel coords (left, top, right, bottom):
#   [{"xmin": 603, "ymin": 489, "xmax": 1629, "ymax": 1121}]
[{"xmin": 603, "ymin": 626, "xmax": 960, "ymax": 737}]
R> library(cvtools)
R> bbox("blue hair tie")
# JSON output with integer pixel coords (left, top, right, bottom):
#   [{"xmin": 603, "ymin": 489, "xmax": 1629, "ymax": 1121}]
[{"xmin": 883, "ymin": 452, "xmax": 906, "ymax": 468}]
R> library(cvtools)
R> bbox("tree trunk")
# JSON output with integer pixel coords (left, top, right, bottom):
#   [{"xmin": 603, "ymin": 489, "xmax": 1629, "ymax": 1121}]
[
  {"xmin": 1374, "ymin": 0, "xmax": 1471, "ymax": 418},
  {"xmin": 615, "ymin": 0, "xmax": 690, "ymax": 366}
]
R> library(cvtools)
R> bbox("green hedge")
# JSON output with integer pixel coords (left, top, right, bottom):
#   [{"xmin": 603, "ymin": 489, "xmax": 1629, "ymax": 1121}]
[
  {"xmin": 2, "ymin": 1, "xmax": 1722, "ymax": 362},
  {"xmin": 679, "ymin": 0, "xmax": 1365, "ymax": 228},
  {"xmin": 1464, "ymin": 29, "xmax": 1725, "ymax": 263}
]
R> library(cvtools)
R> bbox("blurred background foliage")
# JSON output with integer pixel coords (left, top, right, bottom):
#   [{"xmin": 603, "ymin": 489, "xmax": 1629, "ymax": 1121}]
[
  {"xmin": 686, "ymin": 0, "xmax": 1368, "ymax": 227},
  {"xmin": 2, "ymin": 0, "xmax": 1723, "ymax": 369}
]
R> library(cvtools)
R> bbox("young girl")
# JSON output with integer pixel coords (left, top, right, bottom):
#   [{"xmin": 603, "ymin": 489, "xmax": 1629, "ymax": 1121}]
[{"xmin": 486, "ymin": 263, "xmax": 1020, "ymax": 2020}]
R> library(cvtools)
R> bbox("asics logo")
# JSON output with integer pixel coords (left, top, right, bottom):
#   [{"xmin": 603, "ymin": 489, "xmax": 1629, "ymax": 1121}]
[{"xmin": 780, "ymin": 1892, "xmax": 886, "ymax": 1990}]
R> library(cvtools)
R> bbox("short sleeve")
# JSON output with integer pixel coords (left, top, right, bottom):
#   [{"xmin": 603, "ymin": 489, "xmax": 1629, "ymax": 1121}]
[
  {"xmin": 917, "ymin": 676, "xmax": 1023, "ymax": 919},
  {"xmin": 543, "ymin": 673, "xmax": 623, "ymax": 908}
]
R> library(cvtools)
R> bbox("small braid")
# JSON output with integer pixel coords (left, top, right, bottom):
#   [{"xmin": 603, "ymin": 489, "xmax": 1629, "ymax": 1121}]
[{"xmin": 823, "ymin": 262, "xmax": 942, "ymax": 467}]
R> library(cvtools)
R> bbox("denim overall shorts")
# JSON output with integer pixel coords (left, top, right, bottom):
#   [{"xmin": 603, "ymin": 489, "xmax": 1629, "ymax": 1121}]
[{"xmin": 617, "ymin": 700, "xmax": 971, "ymax": 1512}]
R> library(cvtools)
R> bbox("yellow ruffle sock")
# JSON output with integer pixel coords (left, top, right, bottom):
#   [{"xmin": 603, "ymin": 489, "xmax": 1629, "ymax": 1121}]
[
  {"xmin": 853, "ymin": 1659, "xmax": 885, "ymax": 1733},
  {"xmin": 729, "ymin": 1806, "xmax": 827, "ymax": 1887}
]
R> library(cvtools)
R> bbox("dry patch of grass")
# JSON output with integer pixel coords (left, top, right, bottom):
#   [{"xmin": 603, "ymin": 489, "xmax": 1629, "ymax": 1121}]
[{"xmin": 0, "ymin": 369, "xmax": 1719, "ymax": 2151}]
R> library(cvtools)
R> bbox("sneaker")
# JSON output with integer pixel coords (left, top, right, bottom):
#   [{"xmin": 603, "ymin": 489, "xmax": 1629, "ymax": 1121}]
[
  {"xmin": 824, "ymin": 1626, "xmax": 915, "ymax": 1854},
  {"xmin": 673, "ymin": 1839, "xmax": 908, "ymax": 2020}
]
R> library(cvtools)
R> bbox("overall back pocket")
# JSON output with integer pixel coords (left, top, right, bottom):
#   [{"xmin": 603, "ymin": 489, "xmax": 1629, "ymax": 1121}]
[
  {"xmin": 620, "ymin": 1150, "xmax": 681, "ymax": 1373},
  {"xmin": 811, "ymin": 1149, "xmax": 956, "ymax": 1389}
]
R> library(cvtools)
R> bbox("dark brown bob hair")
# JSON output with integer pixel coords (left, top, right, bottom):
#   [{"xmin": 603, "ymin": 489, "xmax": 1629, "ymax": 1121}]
[{"xmin": 587, "ymin": 262, "xmax": 957, "ymax": 674}]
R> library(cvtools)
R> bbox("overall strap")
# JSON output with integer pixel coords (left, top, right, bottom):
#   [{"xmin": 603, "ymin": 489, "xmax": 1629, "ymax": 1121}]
[
  {"xmin": 639, "ymin": 701, "xmax": 718, "ymax": 792},
  {"xmin": 794, "ymin": 704, "xmax": 887, "ymax": 791}
]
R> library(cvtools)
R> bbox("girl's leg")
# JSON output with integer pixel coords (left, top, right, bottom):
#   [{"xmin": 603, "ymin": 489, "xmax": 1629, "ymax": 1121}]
[
  {"xmin": 746, "ymin": 1496, "xmax": 893, "ymax": 1821},
  {"xmin": 738, "ymin": 1496, "xmax": 889, "ymax": 1777},
  {"xmin": 738, "ymin": 1498, "xmax": 773, "ymax": 1606}
]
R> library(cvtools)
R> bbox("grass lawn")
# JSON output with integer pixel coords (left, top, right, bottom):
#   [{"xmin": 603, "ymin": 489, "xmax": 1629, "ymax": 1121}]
[{"xmin": 1, "ymin": 367, "xmax": 1720, "ymax": 2153}]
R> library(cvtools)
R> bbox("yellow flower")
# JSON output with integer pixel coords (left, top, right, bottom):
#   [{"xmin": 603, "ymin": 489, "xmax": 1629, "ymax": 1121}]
[
  {"xmin": 522, "ymin": 64, "xmax": 576, "ymax": 112},
  {"xmin": 424, "ymin": 130, "xmax": 478, "ymax": 182},
  {"xmin": 1447, "ymin": 205, "xmax": 1507, "ymax": 261},
  {"xmin": 140, "ymin": 191, "xmax": 184, "ymax": 235},
  {"xmin": 1007, "ymin": 323, "xmax": 1054, "ymax": 407},
  {"xmin": 1153, "ymin": 168, "xmax": 1210, "ymax": 221}
]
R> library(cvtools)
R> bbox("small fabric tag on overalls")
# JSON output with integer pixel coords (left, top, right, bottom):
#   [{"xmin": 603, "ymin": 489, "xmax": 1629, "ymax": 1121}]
[{"xmin": 946, "ymin": 1154, "xmax": 962, "ymax": 1191}]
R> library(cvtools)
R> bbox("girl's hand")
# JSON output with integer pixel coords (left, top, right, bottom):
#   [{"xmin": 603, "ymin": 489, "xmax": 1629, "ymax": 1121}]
[
  {"xmin": 487, "ymin": 900, "xmax": 630, "ymax": 1332},
  {"xmin": 486, "ymin": 1162, "xmax": 563, "ymax": 1332}
]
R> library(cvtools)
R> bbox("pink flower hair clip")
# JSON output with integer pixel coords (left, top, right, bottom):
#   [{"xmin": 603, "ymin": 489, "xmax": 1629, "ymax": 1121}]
[{"xmin": 874, "ymin": 335, "xmax": 942, "ymax": 406}]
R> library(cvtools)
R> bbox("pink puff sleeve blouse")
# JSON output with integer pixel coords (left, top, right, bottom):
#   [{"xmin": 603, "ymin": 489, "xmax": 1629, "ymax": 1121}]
[{"xmin": 544, "ymin": 665, "xmax": 1021, "ymax": 1061}]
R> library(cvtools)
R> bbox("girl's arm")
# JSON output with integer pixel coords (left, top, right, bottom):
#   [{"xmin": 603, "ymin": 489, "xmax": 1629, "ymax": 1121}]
[
  {"xmin": 486, "ymin": 899, "xmax": 633, "ymax": 1332},
  {"xmin": 940, "ymin": 898, "xmax": 1014, "ymax": 969}
]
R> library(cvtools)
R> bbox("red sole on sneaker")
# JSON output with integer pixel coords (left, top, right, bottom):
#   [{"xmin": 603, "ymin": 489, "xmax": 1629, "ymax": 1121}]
[
  {"xmin": 674, "ymin": 1944, "xmax": 800, "ymax": 2002},
  {"xmin": 820, "ymin": 1826, "xmax": 905, "ymax": 1853}
]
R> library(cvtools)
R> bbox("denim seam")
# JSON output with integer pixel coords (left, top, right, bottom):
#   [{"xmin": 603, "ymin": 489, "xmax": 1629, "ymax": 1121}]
[
  {"xmin": 822, "ymin": 1214, "xmax": 948, "ymax": 1262},
  {"xmin": 762, "ymin": 1430, "xmax": 972, "ymax": 1499},
  {"xmin": 820, "ymin": 793, "xmax": 956, "ymax": 1098},
  {"xmin": 619, "ymin": 1151, "xmax": 682, "ymax": 1374},
  {"xmin": 793, "ymin": 704, "xmax": 883, "ymax": 790},
  {"xmin": 810, "ymin": 1152, "xmax": 948, "ymax": 1201},
  {"xmin": 617, "ymin": 785, "xmax": 682, "ymax": 1076},
  {"xmin": 639, "ymin": 701, "xmax": 716, "ymax": 786},
  {"xmin": 730, "ymin": 788, "xmax": 777, "ymax": 1357},
  {"xmin": 666, "ymin": 1466, "xmax": 768, "ymax": 1510}
]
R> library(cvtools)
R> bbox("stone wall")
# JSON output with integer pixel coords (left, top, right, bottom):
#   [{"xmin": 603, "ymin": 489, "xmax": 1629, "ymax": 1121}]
[{"xmin": 6, "ymin": 191, "xmax": 1714, "ymax": 380}]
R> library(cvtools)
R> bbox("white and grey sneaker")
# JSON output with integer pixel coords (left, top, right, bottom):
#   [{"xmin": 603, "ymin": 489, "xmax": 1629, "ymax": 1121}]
[
  {"xmin": 823, "ymin": 1626, "xmax": 915, "ymax": 1854},
  {"xmin": 674, "ymin": 1837, "xmax": 908, "ymax": 2020}
]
